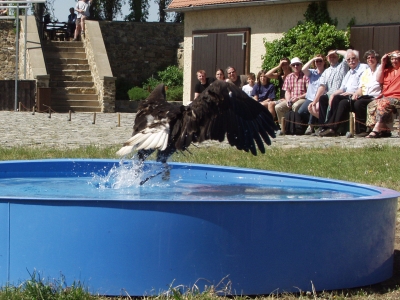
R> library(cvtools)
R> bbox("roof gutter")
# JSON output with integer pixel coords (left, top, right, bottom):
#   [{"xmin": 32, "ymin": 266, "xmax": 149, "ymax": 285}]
[{"xmin": 165, "ymin": 0, "xmax": 323, "ymax": 13}]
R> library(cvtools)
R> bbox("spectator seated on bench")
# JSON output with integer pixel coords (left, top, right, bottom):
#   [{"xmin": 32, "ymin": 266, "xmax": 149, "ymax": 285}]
[
  {"xmin": 225, "ymin": 66, "xmax": 248, "ymax": 88},
  {"xmin": 318, "ymin": 50, "xmax": 368, "ymax": 137},
  {"xmin": 350, "ymin": 50, "xmax": 381, "ymax": 137},
  {"xmin": 366, "ymin": 50, "xmax": 400, "ymax": 138},
  {"xmin": 274, "ymin": 57, "xmax": 309, "ymax": 127}
]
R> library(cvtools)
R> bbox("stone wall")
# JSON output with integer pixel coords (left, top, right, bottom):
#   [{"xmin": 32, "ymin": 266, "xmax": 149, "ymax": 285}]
[
  {"xmin": 99, "ymin": 21, "xmax": 184, "ymax": 88},
  {"xmin": 0, "ymin": 20, "xmax": 16, "ymax": 80}
]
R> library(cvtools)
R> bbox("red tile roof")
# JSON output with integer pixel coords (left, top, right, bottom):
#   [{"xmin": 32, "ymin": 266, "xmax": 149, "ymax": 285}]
[{"xmin": 168, "ymin": 0, "xmax": 253, "ymax": 9}]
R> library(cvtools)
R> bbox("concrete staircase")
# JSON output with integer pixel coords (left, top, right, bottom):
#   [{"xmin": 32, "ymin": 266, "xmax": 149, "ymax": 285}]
[{"xmin": 43, "ymin": 41, "xmax": 101, "ymax": 112}]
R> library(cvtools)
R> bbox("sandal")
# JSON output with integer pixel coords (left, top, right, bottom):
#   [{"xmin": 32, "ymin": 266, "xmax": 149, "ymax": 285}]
[{"xmin": 365, "ymin": 131, "xmax": 382, "ymax": 138}]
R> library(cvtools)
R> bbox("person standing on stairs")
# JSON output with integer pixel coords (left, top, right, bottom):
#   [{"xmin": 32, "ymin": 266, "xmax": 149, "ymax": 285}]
[
  {"xmin": 66, "ymin": 7, "xmax": 77, "ymax": 41},
  {"xmin": 73, "ymin": 0, "xmax": 91, "ymax": 41}
]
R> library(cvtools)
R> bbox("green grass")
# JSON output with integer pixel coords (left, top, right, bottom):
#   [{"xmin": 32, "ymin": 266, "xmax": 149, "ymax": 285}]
[
  {"xmin": 0, "ymin": 145, "xmax": 119, "ymax": 161},
  {"xmin": 0, "ymin": 271, "xmax": 94, "ymax": 300},
  {"xmin": 0, "ymin": 144, "xmax": 398, "ymax": 190}
]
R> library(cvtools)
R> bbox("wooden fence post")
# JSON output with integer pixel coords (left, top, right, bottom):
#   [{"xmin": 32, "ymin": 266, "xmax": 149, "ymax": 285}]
[{"xmin": 281, "ymin": 117, "xmax": 286, "ymax": 135}]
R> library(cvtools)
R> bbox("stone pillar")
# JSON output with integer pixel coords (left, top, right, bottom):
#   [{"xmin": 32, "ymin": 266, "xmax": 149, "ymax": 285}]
[{"xmin": 101, "ymin": 76, "xmax": 116, "ymax": 113}]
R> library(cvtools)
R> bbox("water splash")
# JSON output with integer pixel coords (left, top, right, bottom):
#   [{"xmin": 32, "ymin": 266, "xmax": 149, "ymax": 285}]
[{"xmin": 92, "ymin": 159, "xmax": 170, "ymax": 190}]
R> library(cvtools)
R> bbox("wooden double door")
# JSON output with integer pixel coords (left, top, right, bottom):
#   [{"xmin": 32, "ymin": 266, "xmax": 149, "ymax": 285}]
[
  {"xmin": 350, "ymin": 24, "xmax": 400, "ymax": 59},
  {"xmin": 191, "ymin": 29, "xmax": 250, "ymax": 101}
]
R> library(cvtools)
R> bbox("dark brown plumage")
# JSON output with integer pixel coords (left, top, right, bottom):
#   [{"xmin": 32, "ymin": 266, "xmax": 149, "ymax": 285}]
[{"xmin": 117, "ymin": 80, "xmax": 277, "ymax": 163}]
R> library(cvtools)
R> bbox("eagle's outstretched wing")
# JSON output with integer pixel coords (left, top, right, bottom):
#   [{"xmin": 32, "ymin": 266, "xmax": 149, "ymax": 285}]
[
  {"xmin": 172, "ymin": 80, "xmax": 277, "ymax": 155},
  {"xmin": 117, "ymin": 81, "xmax": 277, "ymax": 158}
]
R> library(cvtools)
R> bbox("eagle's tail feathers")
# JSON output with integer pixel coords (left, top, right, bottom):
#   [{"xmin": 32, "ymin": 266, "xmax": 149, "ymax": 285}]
[
  {"xmin": 116, "ymin": 145, "xmax": 134, "ymax": 157},
  {"xmin": 142, "ymin": 130, "xmax": 166, "ymax": 150}
]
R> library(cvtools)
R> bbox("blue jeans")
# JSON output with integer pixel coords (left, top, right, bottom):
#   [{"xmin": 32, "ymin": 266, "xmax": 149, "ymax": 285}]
[{"xmin": 298, "ymin": 99, "xmax": 316, "ymax": 125}]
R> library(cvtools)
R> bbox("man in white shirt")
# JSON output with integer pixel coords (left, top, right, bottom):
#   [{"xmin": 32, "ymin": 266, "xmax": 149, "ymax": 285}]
[{"xmin": 319, "ymin": 49, "xmax": 368, "ymax": 136}]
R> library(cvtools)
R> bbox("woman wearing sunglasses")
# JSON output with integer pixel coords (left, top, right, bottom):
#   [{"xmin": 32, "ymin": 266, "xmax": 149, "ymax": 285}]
[{"xmin": 297, "ymin": 55, "xmax": 327, "ymax": 135}]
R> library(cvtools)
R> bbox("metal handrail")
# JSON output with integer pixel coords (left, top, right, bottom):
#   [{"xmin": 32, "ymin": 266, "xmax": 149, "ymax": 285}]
[{"xmin": 0, "ymin": 0, "xmax": 46, "ymax": 111}]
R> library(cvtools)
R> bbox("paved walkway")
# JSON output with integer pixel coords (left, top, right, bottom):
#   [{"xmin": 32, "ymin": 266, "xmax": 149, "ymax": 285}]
[{"xmin": 2, "ymin": 111, "xmax": 400, "ymax": 149}]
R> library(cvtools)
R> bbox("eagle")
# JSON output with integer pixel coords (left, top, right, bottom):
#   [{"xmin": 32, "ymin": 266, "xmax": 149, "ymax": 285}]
[{"xmin": 116, "ymin": 80, "xmax": 277, "ymax": 169}]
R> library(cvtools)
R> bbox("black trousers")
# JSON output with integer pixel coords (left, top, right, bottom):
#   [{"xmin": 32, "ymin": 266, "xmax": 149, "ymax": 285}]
[
  {"xmin": 318, "ymin": 94, "xmax": 329, "ymax": 126},
  {"xmin": 326, "ymin": 95, "xmax": 352, "ymax": 131},
  {"xmin": 318, "ymin": 94, "xmax": 349, "ymax": 128},
  {"xmin": 353, "ymin": 96, "xmax": 374, "ymax": 133}
]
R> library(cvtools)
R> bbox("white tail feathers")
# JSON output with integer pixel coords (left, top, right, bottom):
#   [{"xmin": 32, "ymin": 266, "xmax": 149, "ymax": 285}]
[
  {"xmin": 116, "ymin": 145, "xmax": 134, "ymax": 157},
  {"xmin": 116, "ymin": 124, "xmax": 170, "ymax": 157}
]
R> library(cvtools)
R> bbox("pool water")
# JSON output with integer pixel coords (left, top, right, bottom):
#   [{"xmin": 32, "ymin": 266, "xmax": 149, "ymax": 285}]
[{"xmin": 0, "ymin": 160, "xmax": 379, "ymax": 201}]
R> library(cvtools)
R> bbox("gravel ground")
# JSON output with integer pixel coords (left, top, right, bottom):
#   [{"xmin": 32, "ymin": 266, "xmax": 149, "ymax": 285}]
[{"xmin": 1, "ymin": 111, "xmax": 399, "ymax": 149}]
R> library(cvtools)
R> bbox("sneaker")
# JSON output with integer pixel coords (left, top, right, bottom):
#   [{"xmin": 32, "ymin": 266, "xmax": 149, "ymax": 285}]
[
  {"xmin": 304, "ymin": 125, "xmax": 314, "ymax": 135},
  {"xmin": 311, "ymin": 127, "xmax": 322, "ymax": 136},
  {"xmin": 319, "ymin": 128, "xmax": 337, "ymax": 137}
]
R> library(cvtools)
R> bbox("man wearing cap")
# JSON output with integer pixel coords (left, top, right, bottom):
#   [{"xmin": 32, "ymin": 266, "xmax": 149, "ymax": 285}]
[
  {"xmin": 319, "ymin": 49, "xmax": 368, "ymax": 136},
  {"xmin": 275, "ymin": 57, "xmax": 309, "ymax": 126},
  {"xmin": 308, "ymin": 49, "xmax": 349, "ymax": 134}
]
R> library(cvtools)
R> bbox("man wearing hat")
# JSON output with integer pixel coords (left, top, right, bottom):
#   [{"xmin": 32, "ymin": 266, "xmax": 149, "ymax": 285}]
[
  {"xmin": 308, "ymin": 49, "xmax": 349, "ymax": 134},
  {"xmin": 275, "ymin": 57, "xmax": 309, "ymax": 126}
]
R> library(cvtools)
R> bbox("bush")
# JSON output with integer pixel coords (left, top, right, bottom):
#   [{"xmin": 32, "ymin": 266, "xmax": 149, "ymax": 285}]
[
  {"xmin": 128, "ymin": 86, "xmax": 150, "ymax": 101},
  {"xmin": 262, "ymin": 22, "xmax": 350, "ymax": 71},
  {"xmin": 166, "ymin": 86, "xmax": 183, "ymax": 101},
  {"xmin": 143, "ymin": 65, "xmax": 183, "ymax": 90},
  {"xmin": 143, "ymin": 76, "xmax": 160, "ymax": 91},
  {"xmin": 262, "ymin": 1, "xmax": 350, "ymax": 71},
  {"xmin": 127, "ymin": 85, "xmax": 183, "ymax": 102},
  {"xmin": 142, "ymin": 65, "xmax": 184, "ymax": 101},
  {"xmin": 157, "ymin": 65, "xmax": 183, "ymax": 87}
]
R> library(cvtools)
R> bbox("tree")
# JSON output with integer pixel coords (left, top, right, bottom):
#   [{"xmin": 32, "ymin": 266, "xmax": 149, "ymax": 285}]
[
  {"xmin": 87, "ymin": 0, "xmax": 125, "ymax": 21},
  {"xmin": 155, "ymin": 0, "xmax": 184, "ymax": 23},
  {"xmin": 303, "ymin": 1, "xmax": 337, "ymax": 26},
  {"xmin": 154, "ymin": 0, "xmax": 171, "ymax": 22},
  {"xmin": 32, "ymin": 0, "xmax": 54, "ymax": 21},
  {"xmin": 98, "ymin": 0, "xmax": 125, "ymax": 21},
  {"xmin": 125, "ymin": 0, "xmax": 149, "ymax": 22},
  {"xmin": 37, "ymin": 0, "xmax": 123, "ymax": 21},
  {"xmin": 173, "ymin": 12, "xmax": 183, "ymax": 23}
]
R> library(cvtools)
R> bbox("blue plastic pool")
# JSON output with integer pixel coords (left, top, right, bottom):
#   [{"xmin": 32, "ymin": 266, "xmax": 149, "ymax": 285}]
[{"xmin": 0, "ymin": 159, "xmax": 398, "ymax": 295}]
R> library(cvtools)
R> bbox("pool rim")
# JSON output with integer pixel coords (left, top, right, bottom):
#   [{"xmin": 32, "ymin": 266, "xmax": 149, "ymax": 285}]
[{"xmin": 0, "ymin": 158, "xmax": 398, "ymax": 203}]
